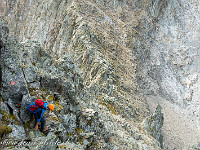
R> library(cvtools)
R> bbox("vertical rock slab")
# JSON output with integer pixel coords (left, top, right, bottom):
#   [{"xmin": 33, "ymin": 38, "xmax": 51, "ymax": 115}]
[
  {"xmin": 143, "ymin": 105, "xmax": 164, "ymax": 148},
  {"xmin": 0, "ymin": 19, "xmax": 28, "ymax": 102}
]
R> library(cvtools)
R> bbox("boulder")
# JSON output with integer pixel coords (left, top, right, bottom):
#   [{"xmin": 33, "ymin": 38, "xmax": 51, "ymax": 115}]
[
  {"xmin": 8, "ymin": 98, "xmax": 22, "ymax": 123},
  {"xmin": 20, "ymin": 95, "xmax": 34, "ymax": 123},
  {"xmin": 8, "ymin": 124, "xmax": 26, "ymax": 139}
]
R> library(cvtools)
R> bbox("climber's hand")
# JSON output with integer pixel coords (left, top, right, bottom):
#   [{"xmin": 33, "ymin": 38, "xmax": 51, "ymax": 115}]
[{"xmin": 35, "ymin": 122, "xmax": 39, "ymax": 131}]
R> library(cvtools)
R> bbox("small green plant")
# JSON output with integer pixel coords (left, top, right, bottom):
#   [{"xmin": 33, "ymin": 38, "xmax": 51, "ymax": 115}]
[
  {"xmin": 0, "ymin": 123, "xmax": 12, "ymax": 138},
  {"xmin": 32, "ymin": 61, "xmax": 36, "ymax": 66},
  {"xmin": 1, "ymin": 110, "xmax": 19, "ymax": 124}
]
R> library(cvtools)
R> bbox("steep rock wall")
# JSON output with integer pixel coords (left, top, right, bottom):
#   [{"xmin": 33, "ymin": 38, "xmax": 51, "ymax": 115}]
[
  {"xmin": 134, "ymin": 0, "xmax": 200, "ymax": 149},
  {"xmin": 0, "ymin": 1, "xmax": 163, "ymax": 149}
]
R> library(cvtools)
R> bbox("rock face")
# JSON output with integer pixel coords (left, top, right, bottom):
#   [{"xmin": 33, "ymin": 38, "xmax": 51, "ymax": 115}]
[
  {"xmin": 143, "ymin": 105, "xmax": 164, "ymax": 148},
  {"xmin": 0, "ymin": 16, "xmax": 161, "ymax": 150},
  {"xmin": 0, "ymin": 0, "xmax": 200, "ymax": 149}
]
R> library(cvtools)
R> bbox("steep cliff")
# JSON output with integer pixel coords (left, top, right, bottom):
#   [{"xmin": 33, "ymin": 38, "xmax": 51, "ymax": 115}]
[{"xmin": 0, "ymin": 0, "xmax": 200, "ymax": 149}]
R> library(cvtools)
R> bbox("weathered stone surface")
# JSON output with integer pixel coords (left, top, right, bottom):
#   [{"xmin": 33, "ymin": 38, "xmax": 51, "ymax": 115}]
[
  {"xmin": 56, "ymin": 124, "xmax": 67, "ymax": 143},
  {"xmin": 8, "ymin": 124, "xmax": 26, "ymax": 139},
  {"xmin": 0, "ymin": 101, "xmax": 9, "ymax": 113},
  {"xmin": 20, "ymin": 131, "xmax": 58, "ymax": 150},
  {"xmin": 20, "ymin": 95, "xmax": 33, "ymax": 124},
  {"xmin": 57, "ymin": 141, "xmax": 84, "ymax": 150},
  {"xmin": 27, "ymin": 130, "xmax": 43, "ymax": 139},
  {"xmin": 61, "ymin": 113, "xmax": 76, "ymax": 134},
  {"xmin": 143, "ymin": 105, "xmax": 164, "ymax": 148},
  {"xmin": 0, "ymin": 114, "xmax": 2, "ymax": 121},
  {"xmin": 188, "ymin": 143, "xmax": 200, "ymax": 150},
  {"xmin": 0, "ymin": 19, "xmax": 28, "ymax": 106},
  {"xmin": 8, "ymin": 99, "xmax": 22, "ymax": 123}
]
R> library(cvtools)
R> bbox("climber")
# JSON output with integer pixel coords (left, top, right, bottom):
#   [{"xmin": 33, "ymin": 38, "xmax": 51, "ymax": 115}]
[{"xmin": 28, "ymin": 99, "xmax": 54, "ymax": 132}]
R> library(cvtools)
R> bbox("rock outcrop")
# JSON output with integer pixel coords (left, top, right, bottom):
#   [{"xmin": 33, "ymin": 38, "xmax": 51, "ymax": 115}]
[{"xmin": 0, "ymin": 17, "xmax": 161, "ymax": 149}]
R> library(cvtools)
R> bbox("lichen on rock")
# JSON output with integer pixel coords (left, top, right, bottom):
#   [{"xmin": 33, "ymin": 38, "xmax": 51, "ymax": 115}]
[{"xmin": 0, "ymin": 123, "xmax": 12, "ymax": 139}]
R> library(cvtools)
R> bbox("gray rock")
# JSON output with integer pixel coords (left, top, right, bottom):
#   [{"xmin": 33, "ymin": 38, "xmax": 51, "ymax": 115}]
[
  {"xmin": 57, "ymin": 141, "xmax": 84, "ymax": 150},
  {"xmin": 57, "ymin": 124, "xmax": 67, "ymax": 143},
  {"xmin": 26, "ymin": 130, "xmax": 43, "ymax": 140},
  {"xmin": 17, "ymin": 148, "xmax": 29, "ymax": 150},
  {"xmin": 20, "ymin": 95, "xmax": 33, "ymax": 123},
  {"xmin": 4, "ymin": 0, "xmax": 200, "ymax": 149},
  {"xmin": 0, "ymin": 113, "xmax": 2, "ymax": 121},
  {"xmin": 8, "ymin": 98, "xmax": 22, "ymax": 123},
  {"xmin": 23, "ymin": 65, "xmax": 38, "ymax": 83},
  {"xmin": 83, "ymin": 139, "xmax": 89, "ymax": 146},
  {"xmin": 61, "ymin": 113, "xmax": 76, "ymax": 133},
  {"xmin": 20, "ymin": 102, "xmax": 32, "ymax": 124},
  {"xmin": 27, "ymin": 132, "xmax": 58, "ymax": 150},
  {"xmin": 189, "ymin": 143, "xmax": 200, "ymax": 150},
  {"xmin": 0, "ymin": 101, "xmax": 10, "ymax": 113},
  {"xmin": 8, "ymin": 124, "xmax": 26, "ymax": 139},
  {"xmin": 80, "ymin": 132, "xmax": 95, "ymax": 139},
  {"xmin": 28, "ymin": 82, "xmax": 40, "ymax": 89},
  {"xmin": 143, "ymin": 105, "xmax": 164, "ymax": 148},
  {"xmin": 1, "ymin": 26, "xmax": 28, "ymax": 102}
]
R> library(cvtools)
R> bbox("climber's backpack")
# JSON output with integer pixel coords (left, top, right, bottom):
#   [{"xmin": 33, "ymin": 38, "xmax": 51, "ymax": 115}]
[{"xmin": 27, "ymin": 99, "xmax": 47, "ymax": 114}]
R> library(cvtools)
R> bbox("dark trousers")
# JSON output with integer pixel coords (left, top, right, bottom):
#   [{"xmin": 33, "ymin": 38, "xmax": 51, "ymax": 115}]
[{"xmin": 34, "ymin": 114, "xmax": 46, "ymax": 131}]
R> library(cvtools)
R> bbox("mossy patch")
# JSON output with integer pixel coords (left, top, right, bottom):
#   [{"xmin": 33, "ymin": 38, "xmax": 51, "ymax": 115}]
[
  {"xmin": 29, "ymin": 91, "xmax": 37, "ymax": 96},
  {"xmin": 23, "ymin": 119, "xmax": 33, "ymax": 132},
  {"xmin": 41, "ymin": 132, "xmax": 46, "ymax": 137},
  {"xmin": 28, "ymin": 88, "xmax": 45, "ymax": 99},
  {"xmin": 75, "ymin": 128, "xmax": 83, "ymax": 134},
  {"xmin": 0, "ymin": 123, "xmax": 12, "ymax": 137},
  {"xmin": 58, "ymin": 144, "xmax": 66, "ymax": 149},
  {"xmin": 32, "ymin": 61, "xmax": 36, "ymax": 66},
  {"xmin": 27, "ymin": 83, "xmax": 30, "ymax": 90},
  {"xmin": 49, "ymin": 116, "xmax": 61, "ymax": 123},
  {"xmin": 98, "ymin": 99, "xmax": 118, "ymax": 115},
  {"xmin": 88, "ymin": 120, "xmax": 92, "ymax": 127},
  {"xmin": 20, "ymin": 64, "xmax": 27, "ymax": 68},
  {"xmin": 54, "ymin": 101, "xmax": 63, "ymax": 112},
  {"xmin": 1, "ymin": 110, "xmax": 19, "ymax": 124},
  {"xmin": 66, "ymin": 132, "xmax": 71, "ymax": 137},
  {"xmin": 47, "ymin": 95, "xmax": 54, "ymax": 101},
  {"xmin": 105, "ymin": 103, "xmax": 117, "ymax": 115}
]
